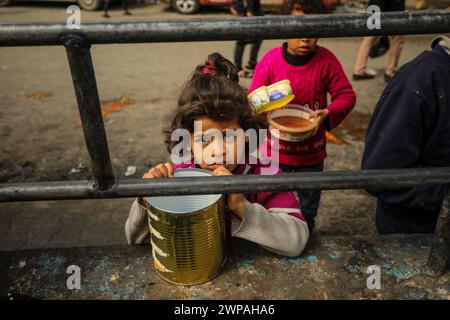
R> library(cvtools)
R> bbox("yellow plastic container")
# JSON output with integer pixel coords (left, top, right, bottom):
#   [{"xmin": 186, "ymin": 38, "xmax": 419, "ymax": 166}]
[{"xmin": 248, "ymin": 80, "xmax": 295, "ymax": 114}]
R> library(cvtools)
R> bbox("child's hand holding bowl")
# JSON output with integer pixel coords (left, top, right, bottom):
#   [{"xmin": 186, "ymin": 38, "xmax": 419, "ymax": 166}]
[
  {"xmin": 309, "ymin": 108, "xmax": 330, "ymax": 136},
  {"xmin": 212, "ymin": 165, "xmax": 245, "ymax": 220}
]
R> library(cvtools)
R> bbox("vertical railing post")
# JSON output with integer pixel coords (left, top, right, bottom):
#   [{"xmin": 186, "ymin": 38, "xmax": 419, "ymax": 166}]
[
  {"xmin": 63, "ymin": 35, "xmax": 115, "ymax": 190},
  {"xmin": 427, "ymin": 187, "xmax": 450, "ymax": 276}
]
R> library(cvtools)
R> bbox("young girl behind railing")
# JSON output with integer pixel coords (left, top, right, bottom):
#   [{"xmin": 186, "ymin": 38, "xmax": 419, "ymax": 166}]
[{"xmin": 125, "ymin": 52, "xmax": 309, "ymax": 257}]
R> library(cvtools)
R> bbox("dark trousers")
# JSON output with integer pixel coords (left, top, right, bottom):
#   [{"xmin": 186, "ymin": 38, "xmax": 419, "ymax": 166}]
[
  {"xmin": 232, "ymin": 0, "xmax": 263, "ymax": 16},
  {"xmin": 368, "ymin": 0, "xmax": 405, "ymax": 11},
  {"xmin": 375, "ymin": 200, "xmax": 439, "ymax": 234},
  {"xmin": 279, "ymin": 162, "xmax": 324, "ymax": 232},
  {"xmin": 232, "ymin": 0, "xmax": 263, "ymax": 71},
  {"xmin": 234, "ymin": 40, "xmax": 262, "ymax": 70},
  {"xmin": 103, "ymin": 0, "xmax": 129, "ymax": 12}
]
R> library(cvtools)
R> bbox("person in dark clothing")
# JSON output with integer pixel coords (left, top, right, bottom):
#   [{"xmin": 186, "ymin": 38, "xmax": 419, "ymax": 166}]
[
  {"xmin": 362, "ymin": 36, "xmax": 450, "ymax": 234},
  {"xmin": 232, "ymin": 0, "xmax": 264, "ymax": 78},
  {"xmin": 103, "ymin": 0, "xmax": 131, "ymax": 18}
]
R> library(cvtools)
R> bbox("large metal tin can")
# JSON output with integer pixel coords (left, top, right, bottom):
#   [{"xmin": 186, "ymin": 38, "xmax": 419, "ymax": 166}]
[{"xmin": 146, "ymin": 168, "xmax": 227, "ymax": 285}]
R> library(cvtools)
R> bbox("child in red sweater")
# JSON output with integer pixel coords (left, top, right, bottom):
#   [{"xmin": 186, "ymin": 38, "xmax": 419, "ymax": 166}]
[{"xmin": 248, "ymin": 0, "xmax": 356, "ymax": 232}]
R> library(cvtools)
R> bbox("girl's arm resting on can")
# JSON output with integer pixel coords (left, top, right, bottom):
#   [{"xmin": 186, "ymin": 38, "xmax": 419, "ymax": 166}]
[
  {"xmin": 231, "ymin": 199, "xmax": 309, "ymax": 257},
  {"xmin": 125, "ymin": 163, "xmax": 173, "ymax": 244},
  {"xmin": 125, "ymin": 198, "xmax": 151, "ymax": 245}
]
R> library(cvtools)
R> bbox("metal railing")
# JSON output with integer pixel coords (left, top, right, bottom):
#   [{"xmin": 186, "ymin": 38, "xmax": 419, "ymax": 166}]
[
  {"xmin": 1, "ymin": 11, "xmax": 450, "ymax": 46},
  {"xmin": 0, "ymin": 10, "xmax": 449, "ymax": 276}
]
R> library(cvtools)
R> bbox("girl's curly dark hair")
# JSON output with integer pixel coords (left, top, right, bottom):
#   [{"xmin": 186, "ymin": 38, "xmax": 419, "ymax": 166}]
[{"xmin": 164, "ymin": 52, "xmax": 267, "ymax": 154}]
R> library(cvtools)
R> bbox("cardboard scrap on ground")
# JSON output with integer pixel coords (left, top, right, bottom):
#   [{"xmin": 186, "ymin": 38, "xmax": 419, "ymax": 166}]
[
  {"xmin": 24, "ymin": 92, "xmax": 52, "ymax": 100},
  {"xmin": 326, "ymin": 131, "xmax": 344, "ymax": 145},
  {"xmin": 76, "ymin": 97, "xmax": 137, "ymax": 127}
]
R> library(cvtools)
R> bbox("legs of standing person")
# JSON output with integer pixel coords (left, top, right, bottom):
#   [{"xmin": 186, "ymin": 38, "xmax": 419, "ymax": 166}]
[
  {"xmin": 243, "ymin": 0, "xmax": 263, "ymax": 76},
  {"xmin": 385, "ymin": 35, "xmax": 405, "ymax": 78},
  {"xmin": 297, "ymin": 181, "xmax": 322, "ymax": 234},
  {"xmin": 279, "ymin": 163, "xmax": 324, "ymax": 233},
  {"xmin": 246, "ymin": 40, "xmax": 262, "ymax": 75},
  {"xmin": 123, "ymin": 0, "xmax": 131, "ymax": 15},
  {"xmin": 353, "ymin": 36, "xmax": 377, "ymax": 78},
  {"xmin": 383, "ymin": 0, "xmax": 405, "ymax": 80},
  {"xmin": 249, "ymin": 40, "xmax": 261, "ymax": 67},
  {"xmin": 235, "ymin": 40, "xmax": 256, "ymax": 78},
  {"xmin": 387, "ymin": 0, "xmax": 405, "ymax": 12},
  {"xmin": 103, "ymin": 0, "xmax": 131, "ymax": 17},
  {"xmin": 232, "ymin": 0, "xmax": 246, "ymax": 16},
  {"xmin": 103, "ymin": 0, "xmax": 111, "ymax": 18},
  {"xmin": 247, "ymin": 0, "xmax": 263, "ymax": 15},
  {"xmin": 353, "ymin": 0, "xmax": 386, "ymax": 79},
  {"xmin": 234, "ymin": 40, "xmax": 246, "ymax": 76}
]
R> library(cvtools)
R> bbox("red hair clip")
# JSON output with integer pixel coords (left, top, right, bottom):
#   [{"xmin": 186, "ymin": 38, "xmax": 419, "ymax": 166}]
[{"xmin": 202, "ymin": 60, "xmax": 217, "ymax": 76}]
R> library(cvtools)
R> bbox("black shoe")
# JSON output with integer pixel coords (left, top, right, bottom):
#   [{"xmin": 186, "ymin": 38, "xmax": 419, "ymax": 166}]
[
  {"xmin": 238, "ymin": 69, "xmax": 254, "ymax": 79},
  {"xmin": 245, "ymin": 60, "xmax": 257, "ymax": 71},
  {"xmin": 384, "ymin": 72, "xmax": 394, "ymax": 83},
  {"xmin": 123, "ymin": 11, "xmax": 132, "ymax": 16},
  {"xmin": 353, "ymin": 72, "xmax": 376, "ymax": 81}
]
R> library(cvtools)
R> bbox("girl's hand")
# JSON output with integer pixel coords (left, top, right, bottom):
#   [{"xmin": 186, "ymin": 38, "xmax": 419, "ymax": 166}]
[
  {"xmin": 212, "ymin": 166, "xmax": 245, "ymax": 220},
  {"xmin": 138, "ymin": 162, "xmax": 174, "ymax": 208},
  {"xmin": 142, "ymin": 162, "xmax": 174, "ymax": 179},
  {"xmin": 309, "ymin": 109, "xmax": 330, "ymax": 136}
]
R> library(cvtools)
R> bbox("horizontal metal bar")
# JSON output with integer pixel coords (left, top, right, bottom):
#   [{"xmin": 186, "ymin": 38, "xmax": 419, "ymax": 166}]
[
  {"xmin": 1, "ymin": 167, "xmax": 450, "ymax": 202},
  {"xmin": 0, "ymin": 11, "xmax": 449, "ymax": 47}
]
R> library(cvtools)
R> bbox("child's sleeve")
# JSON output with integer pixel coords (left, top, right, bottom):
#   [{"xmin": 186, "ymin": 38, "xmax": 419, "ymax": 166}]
[
  {"xmin": 324, "ymin": 54, "xmax": 357, "ymax": 130},
  {"xmin": 247, "ymin": 54, "xmax": 272, "ymax": 93},
  {"xmin": 125, "ymin": 198, "xmax": 151, "ymax": 245},
  {"xmin": 231, "ymin": 193, "xmax": 309, "ymax": 257}
]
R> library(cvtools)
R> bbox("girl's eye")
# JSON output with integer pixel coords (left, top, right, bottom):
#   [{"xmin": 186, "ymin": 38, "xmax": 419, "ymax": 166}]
[
  {"xmin": 194, "ymin": 136, "xmax": 204, "ymax": 144},
  {"xmin": 224, "ymin": 133, "xmax": 235, "ymax": 142},
  {"xmin": 201, "ymin": 135, "xmax": 213, "ymax": 144}
]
